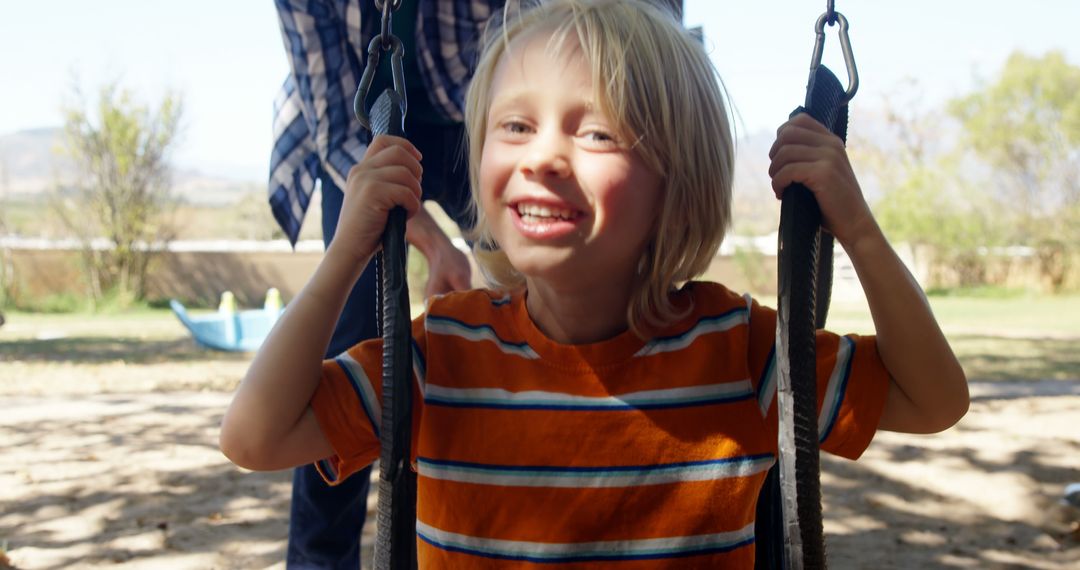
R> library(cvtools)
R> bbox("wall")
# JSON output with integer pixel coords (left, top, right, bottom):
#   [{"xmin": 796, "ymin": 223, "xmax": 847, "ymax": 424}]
[
  {"xmin": 3, "ymin": 239, "xmax": 1070, "ymax": 310},
  {"xmin": 3, "ymin": 242, "xmax": 322, "ymax": 308}
]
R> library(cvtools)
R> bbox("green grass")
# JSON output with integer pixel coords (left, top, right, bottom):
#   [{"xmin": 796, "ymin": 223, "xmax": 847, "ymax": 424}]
[
  {"xmin": 925, "ymin": 285, "xmax": 1028, "ymax": 298},
  {"xmin": 927, "ymin": 294, "xmax": 1080, "ymax": 336},
  {"xmin": 822, "ymin": 293, "xmax": 1080, "ymax": 383},
  {"xmin": 2, "ymin": 308, "xmax": 186, "ymax": 341},
  {"xmin": 947, "ymin": 335, "xmax": 1079, "ymax": 382},
  {"xmin": 826, "ymin": 294, "xmax": 1080, "ymax": 337},
  {"xmin": 0, "ymin": 309, "xmax": 250, "ymax": 393},
  {"xmin": 3, "ymin": 294, "xmax": 1077, "ymax": 384}
]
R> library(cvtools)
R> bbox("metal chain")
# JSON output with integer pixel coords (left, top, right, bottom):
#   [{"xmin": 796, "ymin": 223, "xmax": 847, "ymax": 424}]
[
  {"xmin": 379, "ymin": 0, "xmax": 394, "ymax": 49},
  {"xmin": 373, "ymin": 0, "xmax": 403, "ymax": 11},
  {"xmin": 825, "ymin": 0, "xmax": 837, "ymax": 25}
]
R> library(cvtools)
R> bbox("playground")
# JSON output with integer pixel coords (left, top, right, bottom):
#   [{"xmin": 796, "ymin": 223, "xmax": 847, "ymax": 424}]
[{"xmin": 0, "ymin": 297, "xmax": 1078, "ymax": 569}]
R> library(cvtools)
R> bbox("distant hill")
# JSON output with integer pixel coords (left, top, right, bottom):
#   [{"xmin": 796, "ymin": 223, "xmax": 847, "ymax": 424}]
[
  {"xmin": 0, "ymin": 128, "xmax": 260, "ymax": 206},
  {"xmin": 0, "ymin": 128, "xmax": 73, "ymax": 194}
]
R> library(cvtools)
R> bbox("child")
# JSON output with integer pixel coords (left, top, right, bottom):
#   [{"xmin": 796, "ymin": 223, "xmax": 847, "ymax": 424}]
[{"xmin": 220, "ymin": 0, "xmax": 969, "ymax": 566}]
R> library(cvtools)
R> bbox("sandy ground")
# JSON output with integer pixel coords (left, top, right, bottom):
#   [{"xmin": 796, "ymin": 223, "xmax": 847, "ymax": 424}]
[{"xmin": 1, "ymin": 320, "xmax": 1078, "ymax": 568}]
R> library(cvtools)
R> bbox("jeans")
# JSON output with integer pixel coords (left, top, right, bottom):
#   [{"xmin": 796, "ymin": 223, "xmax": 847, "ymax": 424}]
[{"xmin": 286, "ymin": 121, "xmax": 472, "ymax": 569}]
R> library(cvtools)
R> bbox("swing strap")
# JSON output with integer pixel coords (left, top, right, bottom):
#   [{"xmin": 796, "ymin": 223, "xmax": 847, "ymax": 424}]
[
  {"xmin": 757, "ymin": 9, "xmax": 857, "ymax": 570},
  {"xmin": 355, "ymin": 1, "xmax": 418, "ymax": 568}
]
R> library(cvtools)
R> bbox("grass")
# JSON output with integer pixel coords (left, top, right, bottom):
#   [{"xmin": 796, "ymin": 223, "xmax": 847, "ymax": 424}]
[
  {"xmin": 2, "ymin": 308, "xmax": 184, "ymax": 338},
  {"xmin": 0, "ymin": 309, "xmax": 240, "ymax": 369},
  {"xmin": 823, "ymin": 293, "xmax": 1080, "ymax": 383},
  {"xmin": 826, "ymin": 293, "xmax": 1080, "ymax": 336},
  {"xmin": 0, "ymin": 307, "xmax": 250, "ymax": 396},
  {"xmin": 2, "ymin": 293, "xmax": 1076, "ymax": 389},
  {"xmin": 929, "ymin": 294, "xmax": 1080, "ymax": 336},
  {"xmin": 947, "ymin": 335, "xmax": 1080, "ymax": 382}
]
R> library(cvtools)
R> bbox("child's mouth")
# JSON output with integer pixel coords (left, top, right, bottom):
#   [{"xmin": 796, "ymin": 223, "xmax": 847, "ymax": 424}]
[{"xmin": 510, "ymin": 201, "xmax": 582, "ymax": 239}]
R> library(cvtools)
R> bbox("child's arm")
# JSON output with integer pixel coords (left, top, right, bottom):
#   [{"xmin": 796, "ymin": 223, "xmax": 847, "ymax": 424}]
[
  {"xmin": 768, "ymin": 113, "xmax": 969, "ymax": 434},
  {"xmin": 220, "ymin": 135, "xmax": 424, "ymax": 470}
]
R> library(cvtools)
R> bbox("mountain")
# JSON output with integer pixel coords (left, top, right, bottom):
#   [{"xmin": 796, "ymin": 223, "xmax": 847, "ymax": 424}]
[
  {"xmin": 0, "ymin": 128, "xmax": 260, "ymax": 206},
  {"xmin": 0, "ymin": 128, "xmax": 73, "ymax": 194}
]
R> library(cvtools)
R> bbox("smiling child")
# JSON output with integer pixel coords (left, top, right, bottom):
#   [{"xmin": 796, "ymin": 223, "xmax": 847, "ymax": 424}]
[{"xmin": 220, "ymin": 1, "xmax": 968, "ymax": 567}]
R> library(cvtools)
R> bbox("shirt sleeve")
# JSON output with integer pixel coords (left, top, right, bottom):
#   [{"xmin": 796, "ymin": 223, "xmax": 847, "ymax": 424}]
[
  {"xmin": 268, "ymin": 77, "xmax": 319, "ymax": 244},
  {"xmin": 309, "ymin": 313, "xmax": 428, "ymax": 485},
  {"xmin": 274, "ymin": 0, "xmax": 370, "ymax": 191},
  {"xmin": 745, "ymin": 295, "xmax": 889, "ymax": 460}
]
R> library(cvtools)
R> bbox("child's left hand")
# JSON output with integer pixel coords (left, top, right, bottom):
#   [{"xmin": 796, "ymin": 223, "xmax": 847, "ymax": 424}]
[{"xmin": 768, "ymin": 113, "xmax": 876, "ymax": 249}]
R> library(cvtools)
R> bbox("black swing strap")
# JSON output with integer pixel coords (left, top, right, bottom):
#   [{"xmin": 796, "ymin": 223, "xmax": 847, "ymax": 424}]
[
  {"xmin": 759, "ymin": 5, "xmax": 858, "ymax": 569},
  {"xmin": 354, "ymin": 0, "xmax": 418, "ymax": 568}
]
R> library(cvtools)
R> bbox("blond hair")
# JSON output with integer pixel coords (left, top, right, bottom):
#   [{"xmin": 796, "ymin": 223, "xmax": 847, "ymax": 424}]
[{"xmin": 465, "ymin": 0, "xmax": 734, "ymax": 336}]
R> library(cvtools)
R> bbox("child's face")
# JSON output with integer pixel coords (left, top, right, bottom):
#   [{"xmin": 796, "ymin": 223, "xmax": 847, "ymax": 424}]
[{"xmin": 479, "ymin": 31, "xmax": 663, "ymax": 289}]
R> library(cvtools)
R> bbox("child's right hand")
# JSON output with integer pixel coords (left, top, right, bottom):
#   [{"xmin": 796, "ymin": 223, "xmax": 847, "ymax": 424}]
[{"xmin": 327, "ymin": 135, "xmax": 424, "ymax": 266}]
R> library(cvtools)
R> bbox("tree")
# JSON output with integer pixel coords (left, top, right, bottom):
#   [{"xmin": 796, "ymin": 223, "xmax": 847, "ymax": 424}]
[
  {"xmin": 948, "ymin": 51, "xmax": 1080, "ymax": 291},
  {"xmin": 55, "ymin": 82, "xmax": 183, "ymax": 304},
  {"xmin": 854, "ymin": 82, "xmax": 1008, "ymax": 288}
]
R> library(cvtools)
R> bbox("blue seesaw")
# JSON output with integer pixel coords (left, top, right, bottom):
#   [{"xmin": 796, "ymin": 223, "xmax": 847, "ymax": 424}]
[{"xmin": 170, "ymin": 289, "xmax": 284, "ymax": 352}]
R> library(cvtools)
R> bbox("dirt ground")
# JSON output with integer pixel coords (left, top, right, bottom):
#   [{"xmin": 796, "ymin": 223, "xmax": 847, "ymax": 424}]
[{"xmin": 1, "ymin": 314, "xmax": 1078, "ymax": 569}]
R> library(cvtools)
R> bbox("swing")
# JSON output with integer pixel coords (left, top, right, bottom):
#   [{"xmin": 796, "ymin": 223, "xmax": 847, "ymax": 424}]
[
  {"xmin": 354, "ymin": 1, "xmax": 418, "ymax": 568},
  {"xmin": 353, "ymin": 1, "xmax": 860, "ymax": 568},
  {"xmin": 758, "ymin": 1, "xmax": 859, "ymax": 568}
]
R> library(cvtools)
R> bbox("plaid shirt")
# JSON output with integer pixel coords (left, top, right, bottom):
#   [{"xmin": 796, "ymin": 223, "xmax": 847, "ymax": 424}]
[{"xmin": 269, "ymin": 0, "xmax": 500, "ymax": 244}]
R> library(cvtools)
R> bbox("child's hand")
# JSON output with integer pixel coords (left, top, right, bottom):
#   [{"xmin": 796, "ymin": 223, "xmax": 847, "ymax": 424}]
[
  {"xmin": 328, "ymin": 135, "xmax": 424, "ymax": 266},
  {"xmin": 767, "ymin": 113, "xmax": 876, "ymax": 248}
]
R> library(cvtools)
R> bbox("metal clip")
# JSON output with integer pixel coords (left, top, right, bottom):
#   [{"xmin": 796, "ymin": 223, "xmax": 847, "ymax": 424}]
[
  {"xmin": 809, "ymin": 11, "xmax": 859, "ymax": 103},
  {"xmin": 353, "ymin": 34, "xmax": 408, "ymax": 132}
]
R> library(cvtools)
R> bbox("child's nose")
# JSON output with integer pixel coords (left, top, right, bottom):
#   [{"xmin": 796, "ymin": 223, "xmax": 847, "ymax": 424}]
[{"xmin": 520, "ymin": 135, "xmax": 571, "ymax": 179}]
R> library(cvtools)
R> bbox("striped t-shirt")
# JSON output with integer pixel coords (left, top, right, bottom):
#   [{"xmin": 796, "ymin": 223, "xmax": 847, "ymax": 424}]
[{"xmin": 310, "ymin": 281, "xmax": 889, "ymax": 568}]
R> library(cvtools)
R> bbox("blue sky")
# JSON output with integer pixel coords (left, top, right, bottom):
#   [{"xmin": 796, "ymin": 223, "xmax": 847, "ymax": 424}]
[{"xmin": 1, "ymin": 0, "xmax": 1078, "ymax": 182}]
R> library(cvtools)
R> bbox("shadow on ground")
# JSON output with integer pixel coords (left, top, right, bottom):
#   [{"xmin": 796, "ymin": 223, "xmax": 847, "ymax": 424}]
[
  {"xmin": 0, "ymin": 337, "xmax": 247, "ymax": 366},
  {"xmin": 2, "ymin": 385, "xmax": 1078, "ymax": 569},
  {"xmin": 951, "ymin": 334, "xmax": 1080, "ymax": 382},
  {"xmin": 820, "ymin": 380, "xmax": 1080, "ymax": 569},
  {"xmin": 0, "ymin": 395, "xmax": 289, "ymax": 569},
  {"xmin": 823, "ymin": 442, "xmax": 1078, "ymax": 568}
]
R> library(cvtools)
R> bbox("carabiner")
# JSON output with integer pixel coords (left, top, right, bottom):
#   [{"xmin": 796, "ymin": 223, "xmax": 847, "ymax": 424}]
[
  {"xmin": 353, "ymin": 34, "xmax": 408, "ymax": 132},
  {"xmin": 808, "ymin": 11, "xmax": 859, "ymax": 103}
]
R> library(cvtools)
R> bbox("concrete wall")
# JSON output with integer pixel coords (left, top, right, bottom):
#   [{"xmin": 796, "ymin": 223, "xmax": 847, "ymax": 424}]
[{"xmin": 3, "ymin": 246, "xmax": 322, "ymax": 308}]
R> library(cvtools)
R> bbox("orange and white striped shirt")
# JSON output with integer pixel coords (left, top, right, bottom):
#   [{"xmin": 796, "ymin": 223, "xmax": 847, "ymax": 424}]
[{"xmin": 310, "ymin": 282, "xmax": 889, "ymax": 568}]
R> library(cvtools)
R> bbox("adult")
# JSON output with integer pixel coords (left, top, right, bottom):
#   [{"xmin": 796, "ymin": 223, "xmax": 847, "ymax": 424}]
[{"xmin": 270, "ymin": 1, "xmax": 503, "ymax": 567}]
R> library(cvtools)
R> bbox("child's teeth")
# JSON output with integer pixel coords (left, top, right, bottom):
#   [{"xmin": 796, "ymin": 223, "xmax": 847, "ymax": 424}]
[{"xmin": 517, "ymin": 204, "xmax": 573, "ymax": 219}]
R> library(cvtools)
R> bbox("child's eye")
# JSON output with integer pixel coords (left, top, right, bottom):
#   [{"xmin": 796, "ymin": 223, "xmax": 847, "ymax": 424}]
[
  {"xmin": 499, "ymin": 120, "xmax": 532, "ymax": 136},
  {"xmin": 581, "ymin": 129, "xmax": 619, "ymax": 148}
]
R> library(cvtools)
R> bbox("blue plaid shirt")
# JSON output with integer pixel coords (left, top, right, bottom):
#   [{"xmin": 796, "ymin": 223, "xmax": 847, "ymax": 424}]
[{"xmin": 269, "ymin": 0, "xmax": 501, "ymax": 244}]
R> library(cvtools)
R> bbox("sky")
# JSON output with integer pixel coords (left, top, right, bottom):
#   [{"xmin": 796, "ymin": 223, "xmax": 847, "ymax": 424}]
[{"xmin": 1, "ymin": 0, "xmax": 1078, "ymax": 182}]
